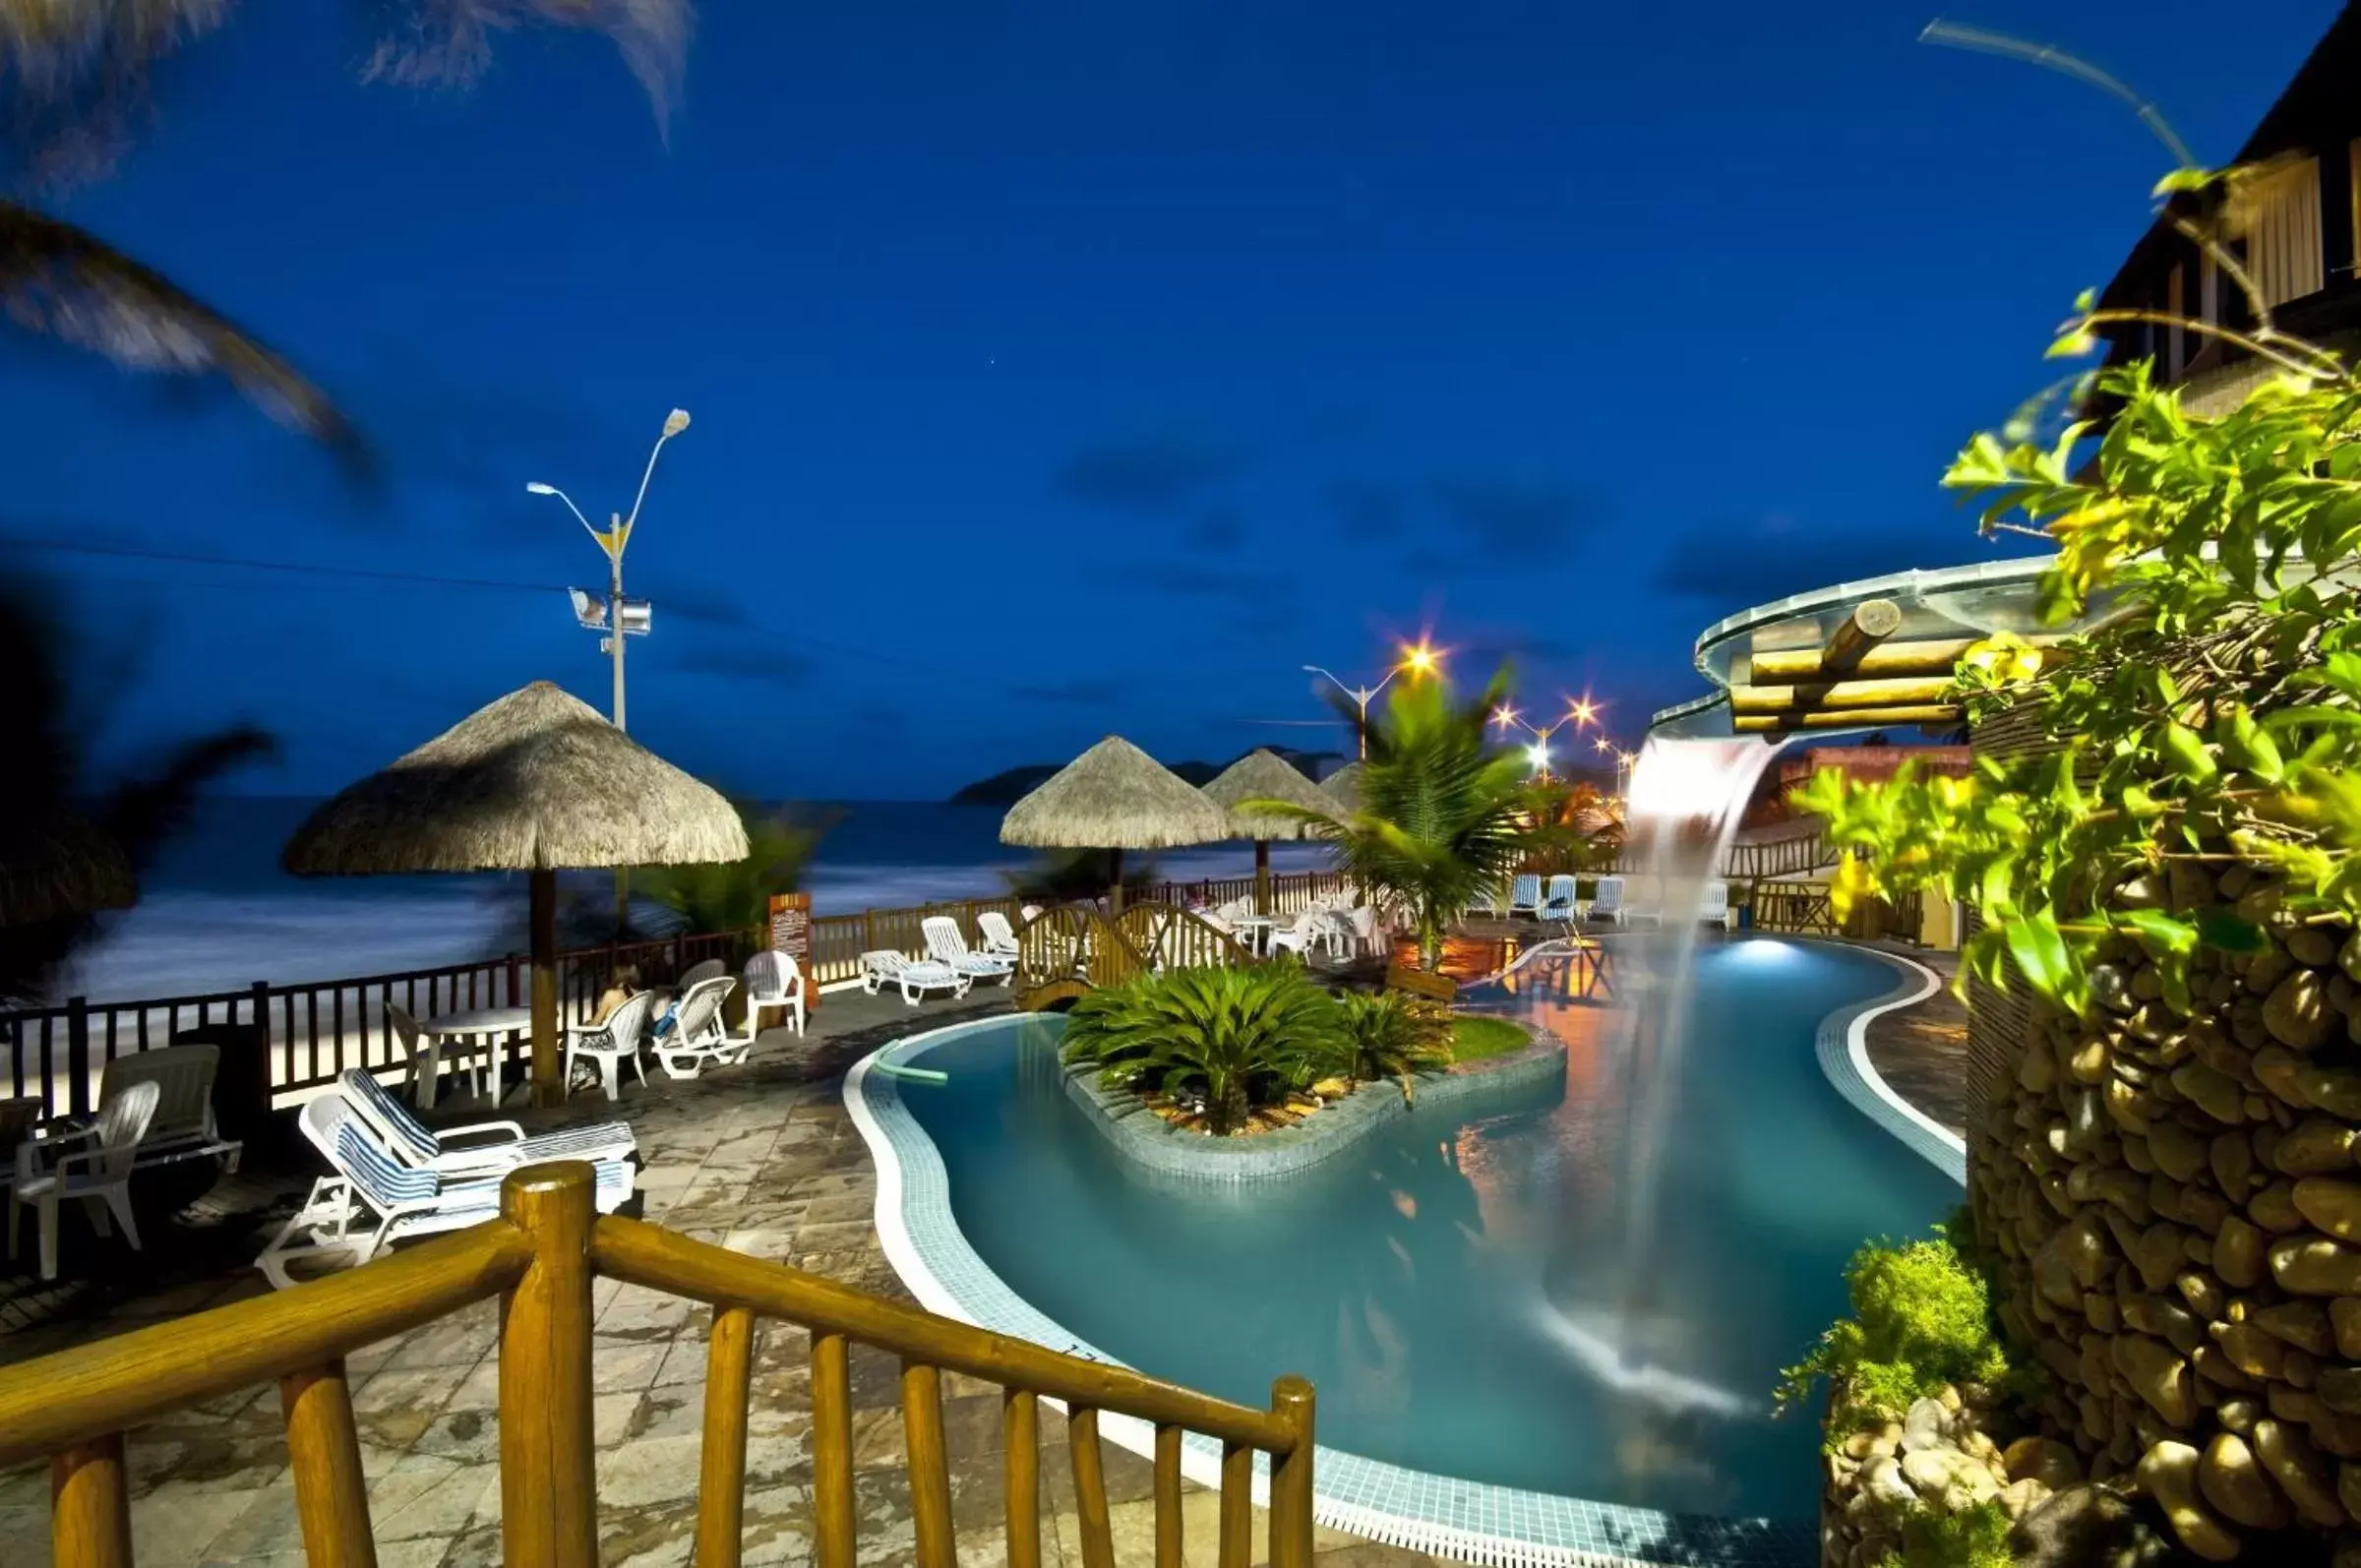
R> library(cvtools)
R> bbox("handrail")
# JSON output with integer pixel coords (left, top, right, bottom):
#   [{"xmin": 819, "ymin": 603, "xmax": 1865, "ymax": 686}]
[
  {"xmin": 3, "ymin": 1164, "xmax": 1318, "ymax": 1568},
  {"xmin": 591, "ymin": 1215, "xmax": 1294, "ymax": 1451},
  {"xmin": 0, "ymin": 1224, "xmax": 533, "ymax": 1467}
]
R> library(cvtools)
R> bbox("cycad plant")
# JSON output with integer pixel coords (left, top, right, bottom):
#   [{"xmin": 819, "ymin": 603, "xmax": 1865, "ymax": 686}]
[
  {"xmin": 1250, "ymin": 664, "xmax": 1534, "ymax": 969},
  {"xmin": 1061, "ymin": 964, "xmax": 1348, "ymax": 1135},
  {"xmin": 1332, "ymin": 992, "xmax": 1451, "ymax": 1104}
]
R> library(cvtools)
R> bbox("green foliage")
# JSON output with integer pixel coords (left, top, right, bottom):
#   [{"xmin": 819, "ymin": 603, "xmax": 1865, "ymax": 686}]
[
  {"xmin": 1881, "ymin": 1500, "xmax": 2016, "ymax": 1568},
  {"xmin": 1777, "ymin": 1228, "xmax": 2010, "ymax": 1441},
  {"xmin": 1004, "ymin": 847, "xmax": 1162, "ymax": 905},
  {"xmin": 635, "ymin": 803, "xmax": 824, "ymax": 935},
  {"xmin": 1247, "ymin": 665, "xmax": 1535, "ymax": 969},
  {"xmin": 1514, "ymin": 778, "xmax": 1624, "ymax": 876},
  {"xmin": 1333, "ymin": 991, "xmax": 1451, "ymax": 1100},
  {"xmin": 1448, "ymin": 1014, "xmax": 1528, "ymax": 1062},
  {"xmin": 1061, "ymin": 964, "xmax": 1349, "ymax": 1135},
  {"xmin": 1788, "ymin": 164, "xmax": 2361, "ymax": 1017}
]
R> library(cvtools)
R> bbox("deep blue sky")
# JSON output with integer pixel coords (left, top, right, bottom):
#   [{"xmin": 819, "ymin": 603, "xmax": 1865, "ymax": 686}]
[{"xmin": 4, "ymin": 1, "xmax": 2340, "ymax": 799}]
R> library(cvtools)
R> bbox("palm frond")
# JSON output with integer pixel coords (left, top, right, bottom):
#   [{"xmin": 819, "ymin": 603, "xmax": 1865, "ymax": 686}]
[
  {"xmin": 0, "ymin": 201, "xmax": 365, "ymax": 457},
  {"xmin": 360, "ymin": 1, "xmax": 693, "ymax": 131}
]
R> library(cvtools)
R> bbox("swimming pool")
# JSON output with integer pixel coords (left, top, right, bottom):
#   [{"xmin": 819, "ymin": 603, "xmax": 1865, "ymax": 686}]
[{"xmin": 848, "ymin": 937, "xmax": 1962, "ymax": 1566}]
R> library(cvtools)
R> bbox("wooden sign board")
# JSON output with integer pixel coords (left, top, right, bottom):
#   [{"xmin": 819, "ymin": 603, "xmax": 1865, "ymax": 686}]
[
  {"xmin": 769, "ymin": 892, "xmax": 817, "ymax": 1014},
  {"xmin": 1385, "ymin": 965, "xmax": 1458, "ymax": 1003}
]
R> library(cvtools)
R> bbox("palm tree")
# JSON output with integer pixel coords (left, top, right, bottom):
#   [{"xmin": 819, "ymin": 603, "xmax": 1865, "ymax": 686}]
[
  {"xmin": 0, "ymin": 1, "xmax": 690, "ymax": 447},
  {"xmin": 1250, "ymin": 664, "xmax": 1533, "ymax": 971},
  {"xmin": 634, "ymin": 803, "xmax": 823, "ymax": 937},
  {"xmin": 0, "ymin": 573, "xmax": 274, "ymax": 1001}
]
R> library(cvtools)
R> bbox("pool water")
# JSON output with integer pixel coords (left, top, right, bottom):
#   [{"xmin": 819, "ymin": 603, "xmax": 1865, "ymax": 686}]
[{"xmin": 893, "ymin": 937, "xmax": 1960, "ymax": 1523}]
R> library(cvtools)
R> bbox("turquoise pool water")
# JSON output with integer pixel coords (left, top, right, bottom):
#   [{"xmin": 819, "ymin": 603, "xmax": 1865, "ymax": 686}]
[{"xmin": 891, "ymin": 938, "xmax": 1959, "ymax": 1525}]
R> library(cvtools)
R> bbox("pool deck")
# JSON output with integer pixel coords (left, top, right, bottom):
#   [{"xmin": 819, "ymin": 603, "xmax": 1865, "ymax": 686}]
[
  {"xmin": 0, "ymin": 936, "xmax": 1971, "ymax": 1568},
  {"xmin": 0, "ymin": 983, "xmax": 1448, "ymax": 1568},
  {"xmin": 1856, "ymin": 948, "xmax": 1967, "ymax": 1139}
]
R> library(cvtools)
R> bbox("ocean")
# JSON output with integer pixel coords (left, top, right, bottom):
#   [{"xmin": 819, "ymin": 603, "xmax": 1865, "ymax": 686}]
[{"xmin": 53, "ymin": 798, "xmax": 1330, "ymax": 1004}]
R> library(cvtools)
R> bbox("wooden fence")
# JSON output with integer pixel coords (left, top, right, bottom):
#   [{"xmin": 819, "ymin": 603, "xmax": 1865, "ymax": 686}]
[
  {"xmin": 0, "ymin": 1164, "xmax": 1319, "ymax": 1568},
  {"xmin": 0, "ymin": 871, "xmax": 1356, "ymax": 1118}
]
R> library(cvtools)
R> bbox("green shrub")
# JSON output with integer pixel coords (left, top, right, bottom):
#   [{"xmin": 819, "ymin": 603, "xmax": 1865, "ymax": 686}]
[
  {"xmin": 1333, "ymin": 992, "xmax": 1451, "ymax": 1099},
  {"xmin": 1061, "ymin": 965, "xmax": 1347, "ymax": 1134},
  {"xmin": 1885, "ymin": 1500, "xmax": 2015, "ymax": 1568},
  {"xmin": 1777, "ymin": 1221, "xmax": 2010, "ymax": 1441}
]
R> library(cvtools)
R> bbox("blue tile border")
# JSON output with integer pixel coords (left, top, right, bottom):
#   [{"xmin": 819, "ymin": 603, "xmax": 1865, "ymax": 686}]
[
  {"xmin": 844, "ymin": 1008, "xmax": 1836, "ymax": 1568},
  {"xmin": 1786, "ymin": 938, "xmax": 1967, "ymax": 1185}
]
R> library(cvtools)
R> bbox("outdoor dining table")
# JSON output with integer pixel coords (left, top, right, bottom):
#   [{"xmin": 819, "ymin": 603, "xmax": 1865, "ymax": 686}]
[
  {"xmin": 416, "ymin": 1005, "xmax": 534, "ymax": 1109},
  {"xmin": 1229, "ymin": 914, "xmax": 1278, "ymax": 957}
]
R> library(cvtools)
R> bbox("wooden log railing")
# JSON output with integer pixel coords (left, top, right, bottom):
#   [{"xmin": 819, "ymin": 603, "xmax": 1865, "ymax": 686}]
[
  {"xmin": 0, "ymin": 1164, "xmax": 1320, "ymax": 1568},
  {"xmin": 0, "ymin": 872, "xmax": 1353, "ymax": 1117}
]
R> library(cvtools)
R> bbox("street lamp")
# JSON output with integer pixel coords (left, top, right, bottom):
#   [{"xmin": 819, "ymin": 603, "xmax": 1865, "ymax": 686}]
[
  {"xmin": 1303, "ymin": 640, "xmax": 1441, "ymax": 760},
  {"xmin": 525, "ymin": 407, "xmax": 690, "ymax": 734},
  {"xmin": 525, "ymin": 407, "xmax": 692, "ymax": 932}
]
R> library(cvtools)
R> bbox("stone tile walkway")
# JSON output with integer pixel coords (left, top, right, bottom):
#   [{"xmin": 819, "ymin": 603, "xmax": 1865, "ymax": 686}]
[
  {"xmin": 1859, "ymin": 949, "xmax": 1968, "ymax": 1138},
  {"xmin": 0, "ymin": 985, "xmax": 1441, "ymax": 1568}
]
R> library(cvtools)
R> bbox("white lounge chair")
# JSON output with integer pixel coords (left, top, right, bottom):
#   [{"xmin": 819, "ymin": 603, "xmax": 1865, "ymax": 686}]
[
  {"xmin": 977, "ymin": 911, "xmax": 1020, "ymax": 959},
  {"xmin": 861, "ymin": 950, "xmax": 970, "ymax": 1005},
  {"xmin": 1699, "ymin": 879, "xmax": 1736, "ymax": 931},
  {"xmin": 255, "ymin": 1097, "xmax": 635, "ymax": 1290},
  {"xmin": 10, "ymin": 1081, "xmax": 159, "ymax": 1281},
  {"xmin": 739, "ymin": 949, "xmax": 808, "ymax": 1039},
  {"xmin": 1590, "ymin": 875, "xmax": 1628, "ymax": 926},
  {"xmin": 923, "ymin": 916, "xmax": 1014, "ymax": 985},
  {"xmin": 1539, "ymin": 875, "xmax": 1579, "ymax": 922},
  {"xmin": 564, "ymin": 991, "xmax": 657, "ymax": 1103},
  {"xmin": 1507, "ymin": 874, "xmax": 1543, "ymax": 918},
  {"xmin": 335, "ymin": 1069, "xmax": 636, "ymax": 1178},
  {"xmin": 1467, "ymin": 885, "xmax": 1501, "ymax": 917},
  {"xmin": 648, "ymin": 975, "xmax": 752, "ymax": 1080}
]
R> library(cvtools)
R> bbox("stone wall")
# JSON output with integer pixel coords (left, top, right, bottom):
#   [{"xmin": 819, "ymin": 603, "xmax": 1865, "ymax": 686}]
[
  {"xmin": 1968, "ymin": 863, "xmax": 2361, "ymax": 1561},
  {"xmin": 1819, "ymin": 1382, "xmax": 2082, "ymax": 1568}
]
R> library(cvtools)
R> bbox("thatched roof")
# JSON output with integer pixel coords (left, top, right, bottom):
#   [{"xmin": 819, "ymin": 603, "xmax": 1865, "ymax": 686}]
[
  {"xmin": 1, "ymin": 814, "xmax": 135, "ymax": 926},
  {"xmin": 999, "ymin": 736, "xmax": 1233, "ymax": 850},
  {"xmin": 283, "ymin": 682, "xmax": 749, "ymax": 875},
  {"xmin": 1322, "ymin": 761, "xmax": 1364, "ymax": 813},
  {"xmin": 1201, "ymin": 750, "xmax": 1339, "ymax": 841}
]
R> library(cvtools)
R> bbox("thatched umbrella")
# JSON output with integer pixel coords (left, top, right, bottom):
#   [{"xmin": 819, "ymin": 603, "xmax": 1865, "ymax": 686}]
[
  {"xmin": 999, "ymin": 736, "xmax": 1231, "ymax": 914},
  {"xmin": 1203, "ymin": 751, "xmax": 1340, "ymax": 914},
  {"xmin": 1323, "ymin": 761, "xmax": 1364, "ymax": 814},
  {"xmin": 1, "ymin": 814, "xmax": 135, "ymax": 927},
  {"xmin": 283, "ymin": 682, "xmax": 748, "ymax": 1106}
]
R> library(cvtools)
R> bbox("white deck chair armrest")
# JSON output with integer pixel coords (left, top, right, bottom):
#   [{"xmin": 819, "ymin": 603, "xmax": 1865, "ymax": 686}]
[{"xmin": 437, "ymin": 1118, "xmax": 530, "ymax": 1145}]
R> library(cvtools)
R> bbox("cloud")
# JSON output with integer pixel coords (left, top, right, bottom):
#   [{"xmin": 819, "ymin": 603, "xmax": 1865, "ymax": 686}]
[
  {"xmin": 1322, "ymin": 480, "xmax": 1403, "ymax": 541},
  {"xmin": 1054, "ymin": 433, "xmax": 1243, "ymax": 514},
  {"xmin": 1186, "ymin": 505, "xmax": 1245, "ymax": 551},
  {"xmin": 1427, "ymin": 475, "xmax": 1602, "ymax": 554},
  {"xmin": 665, "ymin": 635, "xmax": 814, "ymax": 689},
  {"xmin": 1650, "ymin": 513, "xmax": 2029, "ymax": 606},
  {"xmin": 1008, "ymin": 678, "xmax": 1123, "ymax": 706}
]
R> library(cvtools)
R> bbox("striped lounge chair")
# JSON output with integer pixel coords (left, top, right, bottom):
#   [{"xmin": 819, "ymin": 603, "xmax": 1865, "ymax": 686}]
[{"xmin": 337, "ymin": 1068, "xmax": 637, "ymax": 1178}]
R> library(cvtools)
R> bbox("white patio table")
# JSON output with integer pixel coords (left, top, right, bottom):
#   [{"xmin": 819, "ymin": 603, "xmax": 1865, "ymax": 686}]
[{"xmin": 416, "ymin": 1005, "xmax": 534, "ymax": 1109}]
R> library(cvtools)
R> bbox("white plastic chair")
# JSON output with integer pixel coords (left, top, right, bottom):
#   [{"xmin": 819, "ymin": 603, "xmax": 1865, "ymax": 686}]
[
  {"xmin": 336, "ymin": 1069, "xmax": 636, "ymax": 1177},
  {"xmin": 1539, "ymin": 875, "xmax": 1579, "ymax": 922},
  {"xmin": 1467, "ymin": 885, "xmax": 1501, "ymax": 917},
  {"xmin": 1507, "ymin": 874, "xmax": 1543, "ymax": 917},
  {"xmin": 648, "ymin": 975, "xmax": 751, "ymax": 1080},
  {"xmin": 677, "ymin": 957, "xmax": 728, "ymax": 989},
  {"xmin": 564, "ymin": 991, "xmax": 656, "ymax": 1103},
  {"xmin": 1699, "ymin": 879, "xmax": 1735, "ymax": 931},
  {"xmin": 255, "ymin": 1096, "xmax": 635, "ymax": 1290},
  {"xmin": 1590, "ymin": 875, "xmax": 1628, "ymax": 926},
  {"xmin": 740, "ymin": 949, "xmax": 808, "ymax": 1039},
  {"xmin": 978, "ymin": 911, "xmax": 1020, "ymax": 958},
  {"xmin": 85, "ymin": 1044, "xmax": 243, "ymax": 1175},
  {"xmin": 923, "ymin": 916, "xmax": 1014, "ymax": 985},
  {"xmin": 1267, "ymin": 908, "xmax": 1328, "ymax": 960},
  {"xmin": 11, "ymin": 1080, "xmax": 159, "ymax": 1281},
  {"xmin": 1347, "ymin": 905, "xmax": 1381, "ymax": 957}
]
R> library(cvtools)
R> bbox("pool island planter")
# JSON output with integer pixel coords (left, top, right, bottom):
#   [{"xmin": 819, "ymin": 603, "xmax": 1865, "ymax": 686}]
[{"xmin": 1059, "ymin": 1021, "xmax": 1569, "ymax": 1181}]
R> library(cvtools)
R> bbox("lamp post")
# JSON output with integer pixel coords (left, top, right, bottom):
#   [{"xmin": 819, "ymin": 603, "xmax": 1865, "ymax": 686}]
[
  {"xmin": 1304, "ymin": 641, "xmax": 1438, "ymax": 759},
  {"xmin": 526, "ymin": 407, "xmax": 692, "ymax": 933}
]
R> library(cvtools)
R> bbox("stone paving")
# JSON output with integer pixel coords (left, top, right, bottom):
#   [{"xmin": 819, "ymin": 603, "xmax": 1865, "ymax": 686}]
[{"xmin": 0, "ymin": 985, "xmax": 1443, "ymax": 1568}]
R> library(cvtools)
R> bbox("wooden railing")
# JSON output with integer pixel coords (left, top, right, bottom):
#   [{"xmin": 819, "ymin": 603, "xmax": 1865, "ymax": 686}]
[
  {"xmin": 0, "ymin": 1164, "xmax": 1318, "ymax": 1568},
  {"xmin": 1745, "ymin": 879, "xmax": 1924, "ymax": 944},
  {"xmin": 0, "ymin": 872, "xmax": 1353, "ymax": 1118},
  {"xmin": 1591, "ymin": 825, "xmax": 1835, "ymax": 881},
  {"xmin": 1114, "ymin": 904, "xmax": 1251, "ymax": 975}
]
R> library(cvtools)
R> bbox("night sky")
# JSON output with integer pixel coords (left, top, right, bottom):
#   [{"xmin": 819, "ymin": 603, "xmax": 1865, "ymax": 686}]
[{"xmin": 3, "ymin": 1, "xmax": 2338, "ymax": 801}]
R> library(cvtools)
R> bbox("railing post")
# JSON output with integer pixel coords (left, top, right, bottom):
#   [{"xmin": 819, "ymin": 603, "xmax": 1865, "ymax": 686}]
[
  {"xmin": 500, "ymin": 1165, "xmax": 600, "ymax": 1568},
  {"xmin": 508, "ymin": 953, "xmax": 523, "ymax": 1008},
  {"xmin": 65, "ymin": 995, "xmax": 91, "ymax": 1116},
  {"xmin": 51, "ymin": 1434, "xmax": 132, "ymax": 1568},
  {"xmin": 251, "ymin": 981, "xmax": 275, "ymax": 1128},
  {"xmin": 280, "ymin": 1360, "xmax": 377, "ymax": 1568},
  {"xmin": 1267, "ymin": 1375, "xmax": 1315, "ymax": 1568}
]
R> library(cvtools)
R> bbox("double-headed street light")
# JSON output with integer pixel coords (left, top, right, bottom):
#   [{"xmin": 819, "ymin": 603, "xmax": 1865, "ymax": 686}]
[
  {"xmin": 1304, "ymin": 640, "xmax": 1440, "ymax": 760},
  {"xmin": 1493, "ymin": 694, "xmax": 1601, "ymax": 783},
  {"xmin": 526, "ymin": 407, "xmax": 691, "ymax": 734},
  {"xmin": 525, "ymin": 407, "xmax": 692, "ymax": 933}
]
